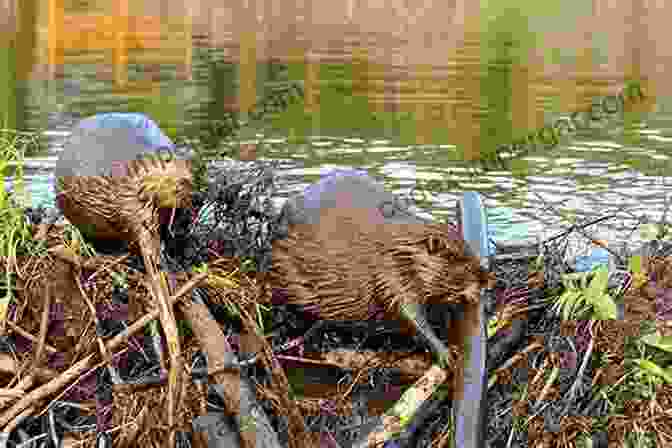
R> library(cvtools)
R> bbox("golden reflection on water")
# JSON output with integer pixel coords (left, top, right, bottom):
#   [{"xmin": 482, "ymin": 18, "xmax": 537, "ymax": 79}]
[{"xmin": 2, "ymin": 0, "xmax": 666, "ymax": 166}]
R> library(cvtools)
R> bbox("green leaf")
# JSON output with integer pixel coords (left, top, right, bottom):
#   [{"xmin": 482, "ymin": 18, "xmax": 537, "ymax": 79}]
[
  {"xmin": 641, "ymin": 333, "xmax": 672, "ymax": 353},
  {"xmin": 561, "ymin": 272, "xmax": 584, "ymax": 291},
  {"xmin": 591, "ymin": 292, "xmax": 617, "ymax": 320},
  {"xmin": 586, "ymin": 267, "xmax": 609, "ymax": 298},
  {"xmin": 634, "ymin": 359, "xmax": 672, "ymax": 384},
  {"xmin": 629, "ymin": 255, "xmax": 643, "ymax": 274},
  {"xmin": 554, "ymin": 290, "xmax": 583, "ymax": 320},
  {"xmin": 585, "ymin": 267, "xmax": 616, "ymax": 320},
  {"xmin": 488, "ymin": 317, "xmax": 505, "ymax": 338},
  {"xmin": 566, "ymin": 294, "xmax": 587, "ymax": 320}
]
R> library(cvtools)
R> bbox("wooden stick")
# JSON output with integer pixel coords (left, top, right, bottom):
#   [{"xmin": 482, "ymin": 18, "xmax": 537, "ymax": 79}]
[
  {"xmin": 0, "ymin": 272, "xmax": 207, "ymax": 429},
  {"xmin": 137, "ymin": 231, "xmax": 182, "ymax": 447},
  {"xmin": 178, "ymin": 300, "xmax": 260, "ymax": 448},
  {"xmin": 19, "ymin": 283, "xmax": 54, "ymax": 396},
  {"xmin": 2, "ymin": 405, "xmax": 36, "ymax": 434},
  {"xmin": 74, "ymin": 272, "xmax": 121, "ymax": 384},
  {"xmin": 353, "ymin": 364, "xmax": 449, "ymax": 447},
  {"xmin": 29, "ymin": 283, "xmax": 52, "ymax": 372},
  {"xmin": 6, "ymin": 321, "xmax": 59, "ymax": 354}
]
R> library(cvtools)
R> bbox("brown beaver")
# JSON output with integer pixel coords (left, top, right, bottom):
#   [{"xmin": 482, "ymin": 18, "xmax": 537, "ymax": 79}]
[
  {"xmin": 54, "ymin": 122, "xmax": 192, "ymax": 244},
  {"xmin": 269, "ymin": 172, "xmax": 491, "ymax": 338}
]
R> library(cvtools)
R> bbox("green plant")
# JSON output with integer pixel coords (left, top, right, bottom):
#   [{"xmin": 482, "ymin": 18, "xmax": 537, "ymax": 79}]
[
  {"xmin": 640, "ymin": 332, "xmax": 672, "ymax": 354},
  {"xmin": 529, "ymin": 253, "xmax": 545, "ymax": 272},
  {"xmin": 125, "ymin": 92, "xmax": 185, "ymax": 142},
  {"xmin": 255, "ymin": 303, "xmax": 271, "ymax": 335},
  {"xmin": 110, "ymin": 271, "xmax": 128, "ymax": 289},
  {"xmin": 239, "ymin": 414, "xmax": 257, "ymax": 432},
  {"xmin": 618, "ymin": 342, "xmax": 664, "ymax": 401},
  {"xmin": 511, "ymin": 413, "xmax": 528, "ymax": 433},
  {"xmin": 511, "ymin": 381, "xmax": 528, "ymax": 402},
  {"xmin": 629, "ymin": 254, "xmax": 648, "ymax": 289},
  {"xmin": 623, "ymin": 429, "xmax": 656, "ymax": 448},
  {"xmin": 0, "ymin": 128, "xmax": 40, "ymax": 330},
  {"xmin": 629, "ymin": 329, "xmax": 672, "ymax": 382},
  {"xmin": 240, "ymin": 258, "xmax": 257, "ymax": 273},
  {"xmin": 632, "ymin": 359, "xmax": 672, "ymax": 386},
  {"xmin": 191, "ymin": 264, "xmax": 273, "ymax": 336},
  {"xmin": 575, "ymin": 433, "xmax": 595, "ymax": 448},
  {"xmin": 488, "ymin": 315, "xmax": 507, "ymax": 338},
  {"xmin": 551, "ymin": 266, "xmax": 617, "ymax": 320},
  {"xmin": 62, "ymin": 223, "xmax": 97, "ymax": 259},
  {"xmin": 177, "ymin": 319, "xmax": 193, "ymax": 338}
]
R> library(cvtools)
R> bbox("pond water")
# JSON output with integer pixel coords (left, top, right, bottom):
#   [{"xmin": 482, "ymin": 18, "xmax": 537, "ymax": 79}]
[{"xmin": 3, "ymin": 0, "xmax": 672, "ymax": 255}]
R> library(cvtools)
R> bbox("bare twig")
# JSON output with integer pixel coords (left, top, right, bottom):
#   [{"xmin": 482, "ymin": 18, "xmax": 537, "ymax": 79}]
[
  {"xmin": 534, "ymin": 365, "xmax": 559, "ymax": 408},
  {"xmin": 14, "ymin": 283, "xmax": 55, "ymax": 400},
  {"xmin": 562, "ymin": 320, "xmax": 595, "ymax": 415},
  {"xmin": 6, "ymin": 321, "xmax": 58, "ymax": 354},
  {"xmin": 28, "ymin": 283, "xmax": 52, "ymax": 372},
  {"xmin": 0, "ymin": 272, "xmax": 208, "ymax": 429},
  {"xmin": 541, "ymin": 214, "xmax": 617, "ymax": 246},
  {"xmin": 116, "ymin": 404, "xmax": 149, "ymax": 448},
  {"xmin": 492, "ymin": 342, "xmax": 544, "ymax": 376},
  {"xmin": 0, "ymin": 390, "xmax": 24, "ymax": 398},
  {"xmin": 178, "ymin": 299, "xmax": 260, "ymax": 448},
  {"xmin": 84, "ymin": 254, "xmax": 130, "ymax": 282},
  {"xmin": 657, "ymin": 193, "xmax": 671, "ymax": 240},
  {"xmin": 74, "ymin": 271, "xmax": 122, "ymax": 384},
  {"xmin": 137, "ymin": 232, "xmax": 182, "ymax": 446},
  {"xmin": 352, "ymin": 364, "xmax": 449, "ymax": 448},
  {"xmin": 2, "ymin": 405, "xmax": 36, "ymax": 434},
  {"xmin": 533, "ymin": 192, "xmax": 624, "ymax": 265}
]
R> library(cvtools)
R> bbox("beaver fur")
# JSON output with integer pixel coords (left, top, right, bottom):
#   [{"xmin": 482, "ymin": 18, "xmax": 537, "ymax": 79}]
[
  {"xmin": 55, "ymin": 125, "xmax": 192, "ymax": 242},
  {"xmin": 269, "ymin": 205, "xmax": 491, "ymax": 324}
]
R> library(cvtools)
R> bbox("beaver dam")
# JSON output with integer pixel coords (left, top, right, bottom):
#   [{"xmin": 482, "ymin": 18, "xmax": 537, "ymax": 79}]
[{"xmin": 0, "ymin": 158, "xmax": 671, "ymax": 448}]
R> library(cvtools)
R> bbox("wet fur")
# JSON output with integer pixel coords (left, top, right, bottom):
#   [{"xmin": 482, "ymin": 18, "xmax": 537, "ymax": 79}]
[
  {"xmin": 269, "ymin": 206, "xmax": 491, "ymax": 322},
  {"xmin": 57, "ymin": 157, "xmax": 192, "ymax": 242}
]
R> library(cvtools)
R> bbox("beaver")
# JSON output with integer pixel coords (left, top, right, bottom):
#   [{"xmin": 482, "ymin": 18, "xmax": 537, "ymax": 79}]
[
  {"xmin": 270, "ymin": 170, "xmax": 491, "ymax": 343},
  {"xmin": 269, "ymin": 171, "xmax": 491, "ymax": 448},
  {"xmin": 54, "ymin": 113, "xmax": 192, "ymax": 244}
]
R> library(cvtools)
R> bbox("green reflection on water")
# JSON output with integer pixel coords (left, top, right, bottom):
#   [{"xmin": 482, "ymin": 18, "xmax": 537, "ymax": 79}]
[{"xmin": 0, "ymin": 44, "xmax": 19, "ymax": 132}]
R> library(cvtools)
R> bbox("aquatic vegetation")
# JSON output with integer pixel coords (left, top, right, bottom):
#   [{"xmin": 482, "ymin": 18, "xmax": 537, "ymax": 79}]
[{"xmin": 0, "ymin": 128, "xmax": 42, "ymax": 329}]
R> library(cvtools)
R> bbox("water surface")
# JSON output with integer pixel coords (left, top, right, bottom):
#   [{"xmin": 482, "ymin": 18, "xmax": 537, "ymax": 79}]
[{"xmin": 3, "ymin": 0, "xmax": 671, "ymax": 254}]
